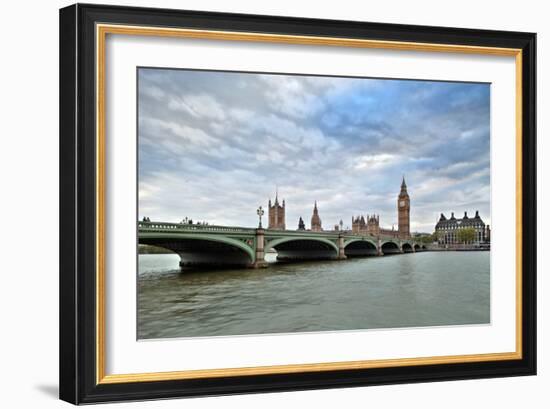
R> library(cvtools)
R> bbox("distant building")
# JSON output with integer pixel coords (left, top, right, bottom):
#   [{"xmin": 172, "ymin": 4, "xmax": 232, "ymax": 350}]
[
  {"xmin": 352, "ymin": 214, "xmax": 381, "ymax": 235},
  {"xmin": 311, "ymin": 201, "xmax": 322, "ymax": 231},
  {"xmin": 351, "ymin": 178, "xmax": 410, "ymax": 238},
  {"xmin": 268, "ymin": 191, "xmax": 285, "ymax": 230},
  {"xmin": 435, "ymin": 210, "xmax": 490, "ymax": 245}
]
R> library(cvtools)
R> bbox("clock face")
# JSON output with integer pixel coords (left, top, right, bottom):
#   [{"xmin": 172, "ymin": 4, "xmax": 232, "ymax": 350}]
[{"xmin": 399, "ymin": 200, "xmax": 406, "ymax": 207}]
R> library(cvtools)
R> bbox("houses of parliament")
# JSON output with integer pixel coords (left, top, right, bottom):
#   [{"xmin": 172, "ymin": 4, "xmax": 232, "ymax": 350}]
[{"xmin": 267, "ymin": 177, "xmax": 411, "ymax": 239}]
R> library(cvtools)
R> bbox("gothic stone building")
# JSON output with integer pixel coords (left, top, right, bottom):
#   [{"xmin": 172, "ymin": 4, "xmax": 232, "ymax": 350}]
[
  {"xmin": 352, "ymin": 214, "xmax": 385, "ymax": 235},
  {"xmin": 352, "ymin": 177, "xmax": 411, "ymax": 239},
  {"xmin": 268, "ymin": 193, "xmax": 285, "ymax": 230},
  {"xmin": 435, "ymin": 211, "xmax": 490, "ymax": 245}
]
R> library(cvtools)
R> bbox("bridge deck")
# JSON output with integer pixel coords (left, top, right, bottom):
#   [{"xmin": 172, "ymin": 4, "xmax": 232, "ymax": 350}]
[{"xmin": 137, "ymin": 221, "xmax": 411, "ymax": 240}]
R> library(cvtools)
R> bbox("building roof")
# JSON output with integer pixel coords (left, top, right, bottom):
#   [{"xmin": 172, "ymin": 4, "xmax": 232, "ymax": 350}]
[{"xmin": 435, "ymin": 210, "xmax": 486, "ymax": 229}]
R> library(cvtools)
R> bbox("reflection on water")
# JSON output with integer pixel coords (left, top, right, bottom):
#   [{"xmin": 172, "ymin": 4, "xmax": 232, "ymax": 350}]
[{"xmin": 137, "ymin": 252, "xmax": 490, "ymax": 339}]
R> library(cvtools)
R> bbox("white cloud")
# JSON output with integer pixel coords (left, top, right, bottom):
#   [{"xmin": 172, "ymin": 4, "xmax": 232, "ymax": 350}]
[
  {"xmin": 141, "ymin": 117, "xmax": 218, "ymax": 148},
  {"xmin": 354, "ymin": 153, "xmax": 400, "ymax": 170},
  {"xmin": 168, "ymin": 94, "xmax": 226, "ymax": 121},
  {"xmin": 260, "ymin": 75, "xmax": 327, "ymax": 119}
]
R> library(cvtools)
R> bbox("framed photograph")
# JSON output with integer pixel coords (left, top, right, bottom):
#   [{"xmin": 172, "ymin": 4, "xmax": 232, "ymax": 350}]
[{"xmin": 59, "ymin": 3, "xmax": 536, "ymax": 404}]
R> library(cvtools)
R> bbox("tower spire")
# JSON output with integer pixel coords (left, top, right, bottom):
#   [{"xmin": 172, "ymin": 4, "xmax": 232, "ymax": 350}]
[{"xmin": 400, "ymin": 175, "xmax": 409, "ymax": 197}]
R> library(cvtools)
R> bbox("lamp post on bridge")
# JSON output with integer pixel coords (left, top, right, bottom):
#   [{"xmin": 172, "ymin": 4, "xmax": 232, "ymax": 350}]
[
  {"xmin": 257, "ymin": 206, "xmax": 265, "ymax": 229},
  {"xmin": 253, "ymin": 206, "xmax": 268, "ymax": 268}
]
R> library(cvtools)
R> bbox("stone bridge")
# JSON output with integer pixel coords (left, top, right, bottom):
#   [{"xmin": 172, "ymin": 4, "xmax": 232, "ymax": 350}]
[{"xmin": 138, "ymin": 221, "xmax": 427, "ymax": 268}]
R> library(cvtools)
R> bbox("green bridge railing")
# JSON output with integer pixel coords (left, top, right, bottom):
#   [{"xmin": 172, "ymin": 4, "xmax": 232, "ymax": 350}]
[
  {"xmin": 137, "ymin": 221, "xmax": 413, "ymax": 242},
  {"xmin": 138, "ymin": 221, "xmax": 257, "ymax": 233}
]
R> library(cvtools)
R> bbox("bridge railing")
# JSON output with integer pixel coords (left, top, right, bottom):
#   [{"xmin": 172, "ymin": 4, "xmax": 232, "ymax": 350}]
[{"xmin": 138, "ymin": 221, "xmax": 258, "ymax": 233}]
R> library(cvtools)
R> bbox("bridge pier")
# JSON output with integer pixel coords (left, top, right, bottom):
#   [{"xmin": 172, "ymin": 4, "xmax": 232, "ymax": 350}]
[
  {"xmin": 252, "ymin": 228, "xmax": 268, "ymax": 268},
  {"xmin": 337, "ymin": 235, "xmax": 347, "ymax": 260},
  {"xmin": 377, "ymin": 238, "xmax": 383, "ymax": 256}
]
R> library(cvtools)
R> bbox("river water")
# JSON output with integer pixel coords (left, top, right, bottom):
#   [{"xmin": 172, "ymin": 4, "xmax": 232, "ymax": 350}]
[{"xmin": 137, "ymin": 252, "xmax": 489, "ymax": 339}]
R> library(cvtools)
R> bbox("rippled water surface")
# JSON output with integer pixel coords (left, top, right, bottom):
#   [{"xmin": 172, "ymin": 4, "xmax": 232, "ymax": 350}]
[{"xmin": 138, "ymin": 252, "xmax": 490, "ymax": 339}]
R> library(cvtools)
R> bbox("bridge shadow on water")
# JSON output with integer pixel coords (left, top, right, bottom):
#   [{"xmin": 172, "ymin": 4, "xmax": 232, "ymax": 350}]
[
  {"xmin": 176, "ymin": 253, "xmax": 392, "ymax": 277},
  {"xmin": 178, "ymin": 256, "xmax": 344, "ymax": 275}
]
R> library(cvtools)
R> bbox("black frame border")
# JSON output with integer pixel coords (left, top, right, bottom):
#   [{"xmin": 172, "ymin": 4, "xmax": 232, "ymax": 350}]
[{"xmin": 59, "ymin": 3, "xmax": 536, "ymax": 404}]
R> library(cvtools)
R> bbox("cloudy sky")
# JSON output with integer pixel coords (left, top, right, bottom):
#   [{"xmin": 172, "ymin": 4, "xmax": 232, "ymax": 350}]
[{"xmin": 138, "ymin": 68, "xmax": 490, "ymax": 233}]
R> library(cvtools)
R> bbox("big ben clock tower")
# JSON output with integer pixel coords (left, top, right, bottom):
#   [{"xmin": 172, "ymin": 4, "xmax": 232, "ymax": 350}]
[{"xmin": 398, "ymin": 176, "xmax": 410, "ymax": 238}]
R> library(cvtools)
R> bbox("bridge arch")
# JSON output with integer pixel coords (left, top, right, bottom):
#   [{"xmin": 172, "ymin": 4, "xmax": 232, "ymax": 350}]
[
  {"xmin": 139, "ymin": 232, "xmax": 255, "ymax": 267},
  {"xmin": 344, "ymin": 238, "xmax": 377, "ymax": 257},
  {"xmin": 139, "ymin": 243, "xmax": 178, "ymax": 255},
  {"xmin": 266, "ymin": 236, "xmax": 339, "ymax": 261},
  {"xmin": 381, "ymin": 241, "xmax": 401, "ymax": 255},
  {"xmin": 402, "ymin": 242, "xmax": 414, "ymax": 253},
  {"xmin": 381, "ymin": 239, "xmax": 399, "ymax": 246},
  {"xmin": 413, "ymin": 243, "xmax": 421, "ymax": 251},
  {"xmin": 343, "ymin": 238, "xmax": 377, "ymax": 248}
]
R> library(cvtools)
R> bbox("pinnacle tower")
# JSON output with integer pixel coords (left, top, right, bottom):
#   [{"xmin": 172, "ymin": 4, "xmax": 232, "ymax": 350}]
[
  {"xmin": 268, "ymin": 188, "xmax": 285, "ymax": 230},
  {"xmin": 311, "ymin": 201, "xmax": 322, "ymax": 232}
]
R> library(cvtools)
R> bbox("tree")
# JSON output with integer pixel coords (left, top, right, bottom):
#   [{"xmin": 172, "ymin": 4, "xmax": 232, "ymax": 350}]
[
  {"xmin": 419, "ymin": 235, "xmax": 433, "ymax": 244},
  {"xmin": 457, "ymin": 227, "xmax": 476, "ymax": 244}
]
